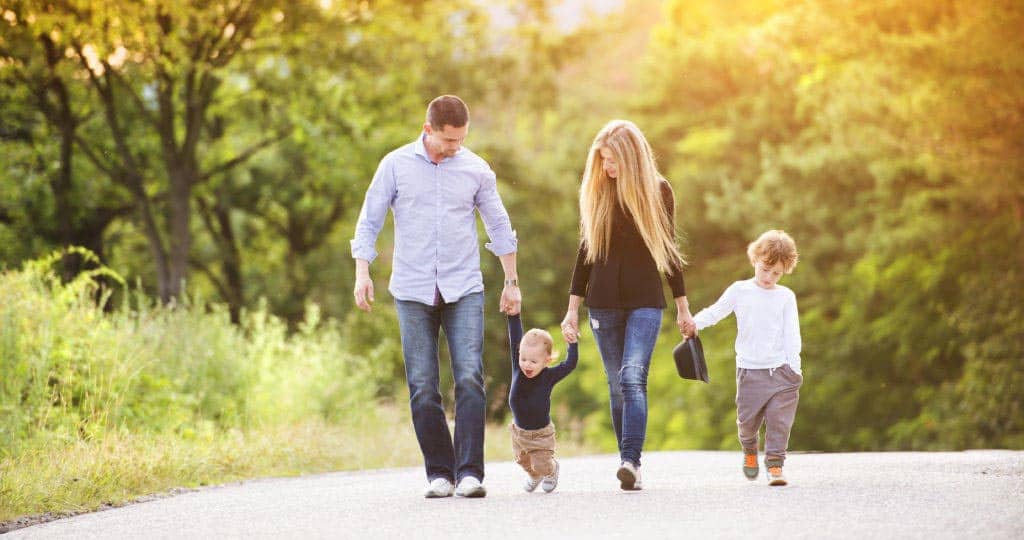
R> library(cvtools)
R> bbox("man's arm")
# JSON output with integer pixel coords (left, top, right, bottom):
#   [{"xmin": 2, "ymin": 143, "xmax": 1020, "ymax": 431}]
[
  {"xmin": 351, "ymin": 158, "xmax": 396, "ymax": 312},
  {"xmin": 475, "ymin": 166, "xmax": 520, "ymax": 315}
]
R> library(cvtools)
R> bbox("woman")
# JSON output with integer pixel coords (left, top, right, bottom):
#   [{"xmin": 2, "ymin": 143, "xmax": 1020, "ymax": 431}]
[{"xmin": 560, "ymin": 119, "xmax": 695, "ymax": 490}]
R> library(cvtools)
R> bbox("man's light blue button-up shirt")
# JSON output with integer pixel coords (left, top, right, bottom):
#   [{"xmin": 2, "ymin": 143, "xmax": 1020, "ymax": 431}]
[{"xmin": 350, "ymin": 134, "xmax": 517, "ymax": 305}]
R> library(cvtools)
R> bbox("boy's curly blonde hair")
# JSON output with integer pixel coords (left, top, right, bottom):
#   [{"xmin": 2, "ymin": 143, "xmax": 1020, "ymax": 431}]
[{"xmin": 747, "ymin": 230, "xmax": 799, "ymax": 273}]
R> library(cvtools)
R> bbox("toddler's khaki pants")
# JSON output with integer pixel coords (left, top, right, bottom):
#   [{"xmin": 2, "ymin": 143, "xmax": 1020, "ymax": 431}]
[{"xmin": 510, "ymin": 422, "xmax": 557, "ymax": 478}]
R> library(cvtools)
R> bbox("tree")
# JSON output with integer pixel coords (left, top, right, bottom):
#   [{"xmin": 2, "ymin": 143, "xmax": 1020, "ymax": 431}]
[{"xmin": 0, "ymin": 4, "xmax": 132, "ymax": 278}]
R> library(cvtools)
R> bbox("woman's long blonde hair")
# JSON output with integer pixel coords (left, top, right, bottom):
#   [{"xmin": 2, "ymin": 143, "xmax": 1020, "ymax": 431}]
[{"xmin": 579, "ymin": 120, "xmax": 684, "ymax": 273}]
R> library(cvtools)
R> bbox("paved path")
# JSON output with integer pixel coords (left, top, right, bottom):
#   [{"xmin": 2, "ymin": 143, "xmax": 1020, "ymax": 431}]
[{"xmin": 8, "ymin": 451, "xmax": 1023, "ymax": 539}]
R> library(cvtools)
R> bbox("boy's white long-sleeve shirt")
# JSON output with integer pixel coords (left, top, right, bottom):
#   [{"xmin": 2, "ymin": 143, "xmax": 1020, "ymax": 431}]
[{"xmin": 693, "ymin": 279, "xmax": 802, "ymax": 373}]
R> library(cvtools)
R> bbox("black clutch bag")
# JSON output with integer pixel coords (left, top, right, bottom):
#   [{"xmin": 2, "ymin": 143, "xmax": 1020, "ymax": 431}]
[{"xmin": 673, "ymin": 336, "xmax": 709, "ymax": 383}]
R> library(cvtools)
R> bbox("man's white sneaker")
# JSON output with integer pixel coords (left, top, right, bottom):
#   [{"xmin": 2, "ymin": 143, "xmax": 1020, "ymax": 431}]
[
  {"xmin": 541, "ymin": 461, "xmax": 560, "ymax": 493},
  {"xmin": 524, "ymin": 475, "xmax": 542, "ymax": 492},
  {"xmin": 424, "ymin": 477, "xmax": 454, "ymax": 498},
  {"xmin": 455, "ymin": 476, "xmax": 487, "ymax": 498},
  {"xmin": 616, "ymin": 461, "xmax": 642, "ymax": 491}
]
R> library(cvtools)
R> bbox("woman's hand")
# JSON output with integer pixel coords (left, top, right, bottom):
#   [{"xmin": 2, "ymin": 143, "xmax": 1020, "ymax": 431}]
[
  {"xmin": 674, "ymin": 295, "xmax": 696, "ymax": 337},
  {"xmin": 677, "ymin": 310, "xmax": 697, "ymax": 338},
  {"xmin": 561, "ymin": 295, "xmax": 584, "ymax": 343},
  {"xmin": 560, "ymin": 311, "xmax": 579, "ymax": 343}
]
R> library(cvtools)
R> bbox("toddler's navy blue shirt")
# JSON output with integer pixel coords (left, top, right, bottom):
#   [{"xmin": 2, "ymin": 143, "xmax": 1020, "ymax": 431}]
[{"xmin": 507, "ymin": 314, "xmax": 578, "ymax": 430}]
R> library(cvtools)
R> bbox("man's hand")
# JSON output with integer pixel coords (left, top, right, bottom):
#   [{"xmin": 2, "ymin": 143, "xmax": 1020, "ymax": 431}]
[
  {"xmin": 500, "ymin": 284, "xmax": 521, "ymax": 315},
  {"xmin": 353, "ymin": 259, "xmax": 374, "ymax": 312}
]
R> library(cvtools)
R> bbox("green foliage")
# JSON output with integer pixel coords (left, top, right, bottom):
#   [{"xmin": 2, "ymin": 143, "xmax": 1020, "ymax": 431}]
[
  {"xmin": 636, "ymin": 0, "xmax": 1023, "ymax": 450},
  {"xmin": 1, "ymin": 0, "xmax": 1020, "ymax": 456},
  {"xmin": 0, "ymin": 250, "xmax": 380, "ymax": 453}
]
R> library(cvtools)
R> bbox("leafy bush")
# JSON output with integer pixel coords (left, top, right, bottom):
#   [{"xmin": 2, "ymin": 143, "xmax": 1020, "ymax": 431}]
[{"xmin": 0, "ymin": 250, "xmax": 380, "ymax": 454}]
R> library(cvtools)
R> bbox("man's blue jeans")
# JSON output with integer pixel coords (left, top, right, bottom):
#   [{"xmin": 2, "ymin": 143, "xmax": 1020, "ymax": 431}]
[
  {"xmin": 394, "ymin": 292, "xmax": 485, "ymax": 483},
  {"xmin": 588, "ymin": 307, "xmax": 662, "ymax": 467}
]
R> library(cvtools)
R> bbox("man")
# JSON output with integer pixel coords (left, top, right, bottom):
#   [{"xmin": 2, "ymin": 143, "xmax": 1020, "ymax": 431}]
[{"xmin": 351, "ymin": 95, "xmax": 520, "ymax": 498}]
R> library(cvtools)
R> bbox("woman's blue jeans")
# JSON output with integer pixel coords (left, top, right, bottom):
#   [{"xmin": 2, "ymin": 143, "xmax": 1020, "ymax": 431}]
[
  {"xmin": 588, "ymin": 307, "xmax": 662, "ymax": 467},
  {"xmin": 394, "ymin": 292, "xmax": 485, "ymax": 483}
]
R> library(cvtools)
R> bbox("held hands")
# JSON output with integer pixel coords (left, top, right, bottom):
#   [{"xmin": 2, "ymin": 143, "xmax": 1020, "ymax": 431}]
[
  {"xmin": 677, "ymin": 309, "xmax": 697, "ymax": 339},
  {"xmin": 560, "ymin": 311, "xmax": 580, "ymax": 344},
  {"xmin": 500, "ymin": 283, "xmax": 521, "ymax": 315}
]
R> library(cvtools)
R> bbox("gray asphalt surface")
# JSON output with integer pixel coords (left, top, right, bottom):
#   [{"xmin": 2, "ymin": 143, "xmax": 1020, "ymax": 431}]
[{"xmin": 8, "ymin": 450, "xmax": 1023, "ymax": 539}]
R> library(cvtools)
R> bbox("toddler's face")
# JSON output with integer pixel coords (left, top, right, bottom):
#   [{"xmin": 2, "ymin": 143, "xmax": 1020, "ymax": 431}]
[
  {"xmin": 518, "ymin": 344, "xmax": 549, "ymax": 378},
  {"xmin": 753, "ymin": 259, "xmax": 786, "ymax": 289}
]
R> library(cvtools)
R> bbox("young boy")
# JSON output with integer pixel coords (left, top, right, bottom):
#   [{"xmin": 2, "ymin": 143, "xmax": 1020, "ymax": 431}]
[
  {"xmin": 507, "ymin": 312, "xmax": 578, "ymax": 493},
  {"xmin": 692, "ymin": 230, "xmax": 802, "ymax": 486}
]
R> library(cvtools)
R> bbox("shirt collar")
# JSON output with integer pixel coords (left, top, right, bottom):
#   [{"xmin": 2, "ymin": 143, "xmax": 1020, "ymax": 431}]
[
  {"xmin": 414, "ymin": 132, "xmax": 430, "ymax": 161},
  {"xmin": 413, "ymin": 132, "xmax": 463, "ymax": 164}
]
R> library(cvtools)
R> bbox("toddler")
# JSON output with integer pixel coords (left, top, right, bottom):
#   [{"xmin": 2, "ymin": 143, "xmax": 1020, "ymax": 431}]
[{"xmin": 507, "ymin": 312, "xmax": 578, "ymax": 492}]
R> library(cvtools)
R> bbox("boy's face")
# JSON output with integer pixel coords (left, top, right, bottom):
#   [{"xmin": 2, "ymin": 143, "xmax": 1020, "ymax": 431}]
[
  {"xmin": 518, "ymin": 343, "xmax": 550, "ymax": 378},
  {"xmin": 753, "ymin": 259, "xmax": 786, "ymax": 289}
]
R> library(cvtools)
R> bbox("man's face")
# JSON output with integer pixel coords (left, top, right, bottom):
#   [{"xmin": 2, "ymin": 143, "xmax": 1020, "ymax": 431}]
[{"xmin": 424, "ymin": 123, "xmax": 468, "ymax": 160}]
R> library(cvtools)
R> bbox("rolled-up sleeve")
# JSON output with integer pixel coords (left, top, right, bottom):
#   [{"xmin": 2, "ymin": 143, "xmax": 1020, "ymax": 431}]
[
  {"xmin": 350, "ymin": 156, "xmax": 396, "ymax": 263},
  {"xmin": 475, "ymin": 167, "xmax": 517, "ymax": 256}
]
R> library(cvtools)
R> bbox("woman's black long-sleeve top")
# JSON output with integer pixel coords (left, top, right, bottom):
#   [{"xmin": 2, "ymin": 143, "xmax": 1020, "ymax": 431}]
[{"xmin": 569, "ymin": 180, "xmax": 686, "ymax": 309}]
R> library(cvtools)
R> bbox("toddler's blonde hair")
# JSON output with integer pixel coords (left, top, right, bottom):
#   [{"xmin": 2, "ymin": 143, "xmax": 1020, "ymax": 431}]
[
  {"xmin": 747, "ymin": 230, "xmax": 799, "ymax": 273},
  {"xmin": 521, "ymin": 328, "xmax": 559, "ymax": 362}
]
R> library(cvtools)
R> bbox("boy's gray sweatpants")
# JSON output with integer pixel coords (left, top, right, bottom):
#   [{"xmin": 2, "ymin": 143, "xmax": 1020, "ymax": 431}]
[{"xmin": 735, "ymin": 364, "xmax": 802, "ymax": 463}]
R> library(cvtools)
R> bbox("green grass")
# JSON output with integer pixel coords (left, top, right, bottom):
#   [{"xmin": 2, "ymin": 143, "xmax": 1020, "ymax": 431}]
[
  {"xmin": 0, "ymin": 406, "xmax": 594, "ymax": 523},
  {"xmin": 0, "ymin": 251, "xmax": 596, "ymax": 525}
]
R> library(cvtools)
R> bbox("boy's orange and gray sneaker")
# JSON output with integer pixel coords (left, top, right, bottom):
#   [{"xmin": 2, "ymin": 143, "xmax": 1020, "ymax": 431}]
[
  {"xmin": 541, "ymin": 461, "xmax": 560, "ymax": 493},
  {"xmin": 765, "ymin": 458, "xmax": 787, "ymax": 486},
  {"xmin": 743, "ymin": 451, "xmax": 759, "ymax": 480},
  {"xmin": 616, "ymin": 461, "xmax": 642, "ymax": 491},
  {"xmin": 524, "ymin": 475, "xmax": 542, "ymax": 492}
]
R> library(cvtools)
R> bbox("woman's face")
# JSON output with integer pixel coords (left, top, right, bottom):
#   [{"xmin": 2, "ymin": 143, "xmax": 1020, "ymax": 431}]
[{"xmin": 599, "ymin": 147, "xmax": 619, "ymax": 179}]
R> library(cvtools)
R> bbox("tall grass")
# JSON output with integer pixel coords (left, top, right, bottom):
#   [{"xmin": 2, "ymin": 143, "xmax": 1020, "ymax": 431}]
[
  {"xmin": 0, "ymin": 251, "xmax": 596, "ymax": 524},
  {"xmin": 0, "ymin": 250, "xmax": 381, "ymax": 521}
]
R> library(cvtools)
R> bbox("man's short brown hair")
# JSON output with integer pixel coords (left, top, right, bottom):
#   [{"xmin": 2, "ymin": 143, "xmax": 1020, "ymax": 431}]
[{"xmin": 426, "ymin": 95, "xmax": 469, "ymax": 129}]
